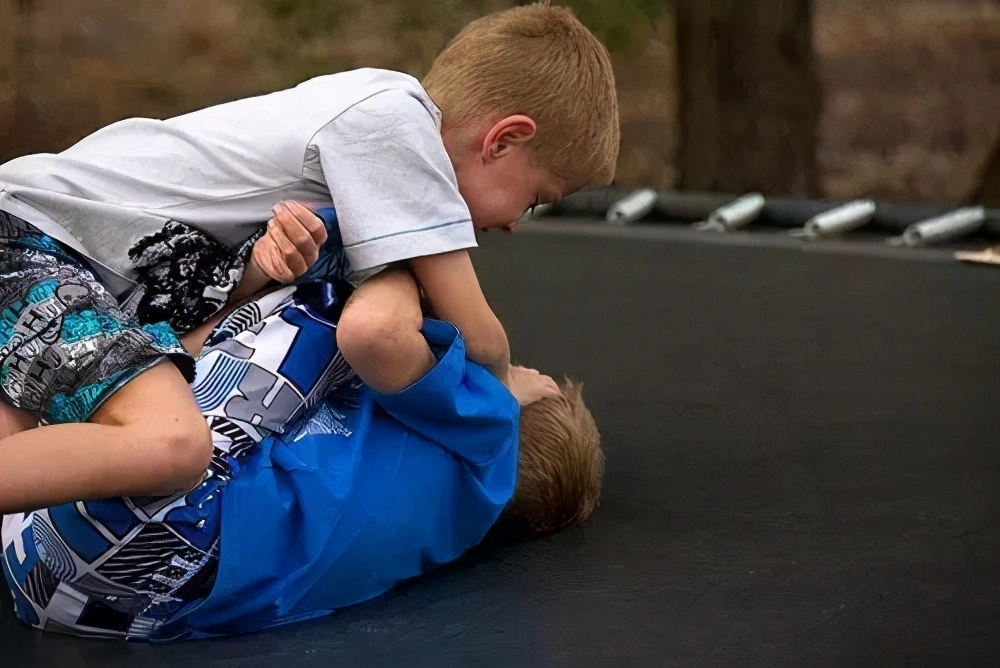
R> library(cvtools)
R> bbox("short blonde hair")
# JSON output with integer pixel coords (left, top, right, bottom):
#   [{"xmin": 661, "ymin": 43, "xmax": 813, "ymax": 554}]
[
  {"xmin": 422, "ymin": 2, "xmax": 620, "ymax": 191},
  {"xmin": 504, "ymin": 380, "xmax": 605, "ymax": 535}
]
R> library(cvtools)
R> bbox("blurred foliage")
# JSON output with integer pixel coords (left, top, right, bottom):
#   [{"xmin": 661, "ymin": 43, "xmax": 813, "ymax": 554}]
[
  {"xmin": 568, "ymin": 0, "xmax": 671, "ymax": 51},
  {"xmin": 258, "ymin": 0, "xmax": 356, "ymax": 37},
  {"xmin": 3, "ymin": 0, "xmax": 994, "ymax": 201},
  {"xmin": 250, "ymin": 0, "xmax": 673, "ymax": 86},
  {"xmin": 252, "ymin": 0, "xmax": 354, "ymax": 78}
]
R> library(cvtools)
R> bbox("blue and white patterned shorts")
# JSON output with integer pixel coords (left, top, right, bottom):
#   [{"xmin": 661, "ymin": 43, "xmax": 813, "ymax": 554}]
[{"xmin": 2, "ymin": 280, "xmax": 358, "ymax": 640}]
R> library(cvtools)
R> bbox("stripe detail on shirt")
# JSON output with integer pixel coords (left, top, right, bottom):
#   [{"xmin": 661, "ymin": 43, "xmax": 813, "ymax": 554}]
[{"xmin": 342, "ymin": 219, "xmax": 473, "ymax": 249}]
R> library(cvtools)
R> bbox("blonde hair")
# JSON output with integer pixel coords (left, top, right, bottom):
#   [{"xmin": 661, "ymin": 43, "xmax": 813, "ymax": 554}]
[
  {"xmin": 504, "ymin": 380, "xmax": 605, "ymax": 535},
  {"xmin": 422, "ymin": 2, "xmax": 620, "ymax": 191}
]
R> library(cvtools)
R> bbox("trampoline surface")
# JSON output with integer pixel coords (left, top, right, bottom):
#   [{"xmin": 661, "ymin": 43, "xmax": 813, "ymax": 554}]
[{"xmin": 3, "ymin": 222, "xmax": 998, "ymax": 667}]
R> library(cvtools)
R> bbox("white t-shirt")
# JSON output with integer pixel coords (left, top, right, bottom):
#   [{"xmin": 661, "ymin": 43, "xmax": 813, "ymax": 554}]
[{"xmin": 0, "ymin": 68, "xmax": 475, "ymax": 294}]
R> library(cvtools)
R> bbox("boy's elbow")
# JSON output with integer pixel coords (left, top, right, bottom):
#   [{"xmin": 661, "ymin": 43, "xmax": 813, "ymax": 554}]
[
  {"xmin": 336, "ymin": 306, "xmax": 400, "ymax": 371},
  {"xmin": 336, "ymin": 304, "xmax": 430, "ymax": 393}
]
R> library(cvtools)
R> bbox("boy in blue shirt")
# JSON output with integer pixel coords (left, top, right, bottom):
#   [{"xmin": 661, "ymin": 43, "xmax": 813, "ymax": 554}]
[{"xmin": 1, "ymin": 266, "xmax": 604, "ymax": 640}]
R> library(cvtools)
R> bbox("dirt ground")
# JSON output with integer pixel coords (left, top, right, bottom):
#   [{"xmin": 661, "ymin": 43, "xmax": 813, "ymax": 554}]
[
  {"xmin": 815, "ymin": 0, "xmax": 1000, "ymax": 203},
  {"xmin": 0, "ymin": 0, "xmax": 997, "ymax": 204}
]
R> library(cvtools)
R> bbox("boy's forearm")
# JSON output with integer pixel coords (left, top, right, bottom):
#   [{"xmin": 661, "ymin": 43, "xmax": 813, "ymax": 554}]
[
  {"xmin": 461, "ymin": 314, "xmax": 511, "ymax": 382},
  {"xmin": 408, "ymin": 251, "xmax": 511, "ymax": 385},
  {"xmin": 415, "ymin": 290, "xmax": 510, "ymax": 382},
  {"xmin": 229, "ymin": 259, "xmax": 273, "ymax": 305}
]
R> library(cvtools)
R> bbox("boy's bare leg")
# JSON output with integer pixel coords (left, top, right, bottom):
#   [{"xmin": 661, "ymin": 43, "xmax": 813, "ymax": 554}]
[
  {"xmin": 0, "ymin": 265, "xmax": 426, "ymax": 512},
  {"xmin": 0, "ymin": 402, "xmax": 36, "ymax": 438},
  {"xmin": 0, "ymin": 361, "xmax": 211, "ymax": 514},
  {"xmin": 336, "ymin": 268, "xmax": 437, "ymax": 394},
  {"xmin": 180, "ymin": 309, "xmax": 233, "ymax": 358}
]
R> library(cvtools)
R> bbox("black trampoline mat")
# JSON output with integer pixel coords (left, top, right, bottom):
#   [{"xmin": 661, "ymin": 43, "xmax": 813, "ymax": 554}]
[{"xmin": 3, "ymin": 223, "xmax": 998, "ymax": 667}]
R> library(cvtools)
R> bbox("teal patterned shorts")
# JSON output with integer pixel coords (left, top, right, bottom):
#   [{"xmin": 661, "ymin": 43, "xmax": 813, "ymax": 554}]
[{"xmin": 0, "ymin": 212, "xmax": 194, "ymax": 424}]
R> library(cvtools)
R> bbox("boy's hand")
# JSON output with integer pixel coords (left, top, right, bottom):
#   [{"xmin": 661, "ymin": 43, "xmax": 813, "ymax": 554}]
[
  {"xmin": 507, "ymin": 366, "xmax": 561, "ymax": 406},
  {"xmin": 252, "ymin": 201, "xmax": 328, "ymax": 283}
]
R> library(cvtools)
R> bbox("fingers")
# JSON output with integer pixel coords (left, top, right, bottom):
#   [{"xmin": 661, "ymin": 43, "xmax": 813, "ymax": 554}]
[
  {"xmin": 280, "ymin": 201, "xmax": 328, "ymax": 247},
  {"xmin": 264, "ymin": 222, "xmax": 307, "ymax": 280},
  {"xmin": 538, "ymin": 373, "xmax": 561, "ymax": 399},
  {"xmin": 509, "ymin": 366, "xmax": 562, "ymax": 405},
  {"xmin": 257, "ymin": 201, "xmax": 328, "ymax": 283},
  {"xmin": 253, "ymin": 225, "xmax": 305, "ymax": 283},
  {"xmin": 273, "ymin": 200, "xmax": 327, "ymax": 254},
  {"xmin": 270, "ymin": 213, "xmax": 315, "ymax": 268},
  {"xmin": 528, "ymin": 368, "xmax": 561, "ymax": 398},
  {"xmin": 272, "ymin": 201, "xmax": 326, "ymax": 257},
  {"xmin": 253, "ymin": 242, "xmax": 294, "ymax": 283}
]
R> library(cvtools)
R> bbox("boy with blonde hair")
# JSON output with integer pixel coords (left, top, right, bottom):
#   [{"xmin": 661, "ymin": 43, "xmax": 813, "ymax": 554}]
[
  {"xmin": 0, "ymin": 2, "xmax": 618, "ymax": 514},
  {"xmin": 2, "ymin": 268, "xmax": 605, "ymax": 640}
]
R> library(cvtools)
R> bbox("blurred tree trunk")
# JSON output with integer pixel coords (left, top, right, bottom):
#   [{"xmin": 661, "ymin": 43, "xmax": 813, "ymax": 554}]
[
  {"xmin": 1, "ymin": 0, "xmax": 40, "ymax": 162},
  {"xmin": 971, "ymin": 137, "xmax": 1000, "ymax": 208},
  {"xmin": 676, "ymin": 0, "xmax": 821, "ymax": 197}
]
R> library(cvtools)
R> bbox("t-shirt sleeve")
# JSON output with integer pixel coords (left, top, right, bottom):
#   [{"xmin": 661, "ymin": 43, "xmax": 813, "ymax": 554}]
[
  {"xmin": 370, "ymin": 319, "xmax": 520, "ymax": 466},
  {"xmin": 310, "ymin": 88, "xmax": 477, "ymax": 277}
]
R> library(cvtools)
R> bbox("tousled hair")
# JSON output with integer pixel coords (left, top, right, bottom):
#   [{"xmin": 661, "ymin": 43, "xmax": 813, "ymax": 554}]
[
  {"xmin": 422, "ymin": 2, "xmax": 620, "ymax": 191},
  {"xmin": 504, "ymin": 379, "xmax": 605, "ymax": 535}
]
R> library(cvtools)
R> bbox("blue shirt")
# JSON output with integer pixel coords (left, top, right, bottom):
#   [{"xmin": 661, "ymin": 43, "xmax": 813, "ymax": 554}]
[
  {"xmin": 2, "ymin": 205, "xmax": 517, "ymax": 641},
  {"xmin": 155, "ymin": 318, "xmax": 520, "ymax": 640}
]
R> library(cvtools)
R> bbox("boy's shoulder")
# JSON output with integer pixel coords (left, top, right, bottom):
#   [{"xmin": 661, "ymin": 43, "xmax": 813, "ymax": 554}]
[
  {"xmin": 299, "ymin": 67, "xmax": 423, "ymax": 93},
  {"xmin": 174, "ymin": 67, "xmax": 439, "ymax": 142},
  {"xmin": 296, "ymin": 68, "xmax": 436, "ymax": 116}
]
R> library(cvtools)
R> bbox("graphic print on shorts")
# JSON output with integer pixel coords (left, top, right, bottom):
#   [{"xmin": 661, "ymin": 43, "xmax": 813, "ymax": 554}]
[{"xmin": 1, "ymin": 282, "xmax": 359, "ymax": 640}]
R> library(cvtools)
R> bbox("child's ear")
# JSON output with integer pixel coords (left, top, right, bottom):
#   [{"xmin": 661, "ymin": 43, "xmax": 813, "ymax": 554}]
[{"xmin": 483, "ymin": 115, "xmax": 537, "ymax": 162}]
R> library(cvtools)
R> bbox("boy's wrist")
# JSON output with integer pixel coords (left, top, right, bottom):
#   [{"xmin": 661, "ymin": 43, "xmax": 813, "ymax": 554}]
[
  {"xmin": 494, "ymin": 357, "xmax": 512, "ymax": 387},
  {"xmin": 231, "ymin": 257, "xmax": 273, "ymax": 303}
]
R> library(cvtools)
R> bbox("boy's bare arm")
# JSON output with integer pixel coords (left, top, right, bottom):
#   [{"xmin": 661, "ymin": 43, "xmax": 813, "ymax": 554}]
[
  {"xmin": 408, "ymin": 250, "xmax": 511, "ymax": 385},
  {"xmin": 337, "ymin": 268, "xmax": 560, "ymax": 403},
  {"xmin": 336, "ymin": 268, "xmax": 436, "ymax": 394}
]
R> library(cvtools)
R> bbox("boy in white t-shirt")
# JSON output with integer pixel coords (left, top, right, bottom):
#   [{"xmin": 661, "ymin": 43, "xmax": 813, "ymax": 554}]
[{"xmin": 0, "ymin": 3, "xmax": 620, "ymax": 513}]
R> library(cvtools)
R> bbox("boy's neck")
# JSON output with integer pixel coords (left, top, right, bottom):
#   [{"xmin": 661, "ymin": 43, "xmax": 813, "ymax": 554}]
[{"xmin": 440, "ymin": 116, "xmax": 473, "ymax": 170}]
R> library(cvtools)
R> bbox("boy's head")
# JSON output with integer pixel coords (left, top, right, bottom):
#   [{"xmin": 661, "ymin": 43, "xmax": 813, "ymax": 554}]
[
  {"xmin": 423, "ymin": 2, "xmax": 620, "ymax": 231},
  {"xmin": 504, "ymin": 379, "xmax": 605, "ymax": 535}
]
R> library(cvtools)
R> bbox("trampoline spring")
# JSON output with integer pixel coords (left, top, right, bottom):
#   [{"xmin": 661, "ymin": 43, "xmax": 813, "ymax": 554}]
[
  {"xmin": 789, "ymin": 199, "xmax": 877, "ymax": 239},
  {"xmin": 606, "ymin": 188, "xmax": 659, "ymax": 225},
  {"xmin": 887, "ymin": 206, "xmax": 986, "ymax": 247},
  {"xmin": 694, "ymin": 193, "xmax": 766, "ymax": 232}
]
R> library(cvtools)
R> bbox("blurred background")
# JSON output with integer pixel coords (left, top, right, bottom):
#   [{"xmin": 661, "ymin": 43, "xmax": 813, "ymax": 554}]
[{"xmin": 0, "ymin": 0, "xmax": 997, "ymax": 206}]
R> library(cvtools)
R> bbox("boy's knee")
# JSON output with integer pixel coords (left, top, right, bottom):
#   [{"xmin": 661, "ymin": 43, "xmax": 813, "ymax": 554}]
[{"xmin": 148, "ymin": 412, "xmax": 213, "ymax": 493}]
